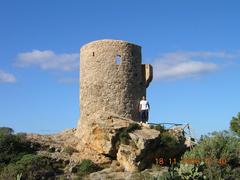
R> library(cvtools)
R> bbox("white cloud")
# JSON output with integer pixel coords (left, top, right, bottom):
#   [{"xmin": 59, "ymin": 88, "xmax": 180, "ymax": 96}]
[
  {"xmin": 16, "ymin": 50, "xmax": 79, "ymax": 71},
  {"xmin": 14, "ymin": 49, "xmax": 239, "ymax": 82},
  {"xmin": 155, "ymin": 61, "xmax": 217, "ymax": 80},
  {"xmin": 152, "ymin": 51, "xmax": 238, "ymax": 80},
  {"xmin": 0, "ymin": 70, "xmax": 16, "ymax": 83}
]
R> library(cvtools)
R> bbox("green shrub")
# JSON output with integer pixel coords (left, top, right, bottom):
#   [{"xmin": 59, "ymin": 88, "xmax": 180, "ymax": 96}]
[
  {"xmin": 0, "ymin": 154, "xmax": 55, "ymax": 179},
  {"xmin": 182, "ymin": 131, "xmax": 240, "ymax": 179},
  {"xmin": 76, "ymin": 159, "xmax": 102, "ymax": 176},
  {"xmin": 160, "ymin": 163, "xmax": 206, "ymax": 180},
  {"xmin": 0, "ymin": 130, "xmax": 35, "ymax": 165},
  {"xmin": 119, "ymin": 123, "xmax": 141, "ymax": 145},
  {"xmin": 175, "ymin": 162, "xmax": 206, "ymax": 180},
  {"xmin": 0, "ymin": 127, "xmax": 14, "ymax": 137},
  {"xmin": 63, "ymin": 146, "xmax": 77, "ymax": 155},
  {"xmin": 161, "ymin": 170, "xmax": 181, "ymax": 180},
  {"xmin": 119, "ymin": 127, "xmax": 131, "ymax": 145},
  {"xmin": 230, "ymin": 112, "xmax": 240, "ymax": 136},
  {"xmin": 153, "ymin": 124, "xmax": 166, "ymax": 132},
  {"xmin": 159, "ymin": 131, "xmax": 178, "ymax": 148},
  {"xmin": 0, "ymin": 127, "xmax": 67, "ymax": 179},
  {"xmin": 127, "ymin": 123, "xmax": 141, "ymax": 132},
  {"xmin": 158, "ymin": 130, "xmax": 240, "ymax": 180}
]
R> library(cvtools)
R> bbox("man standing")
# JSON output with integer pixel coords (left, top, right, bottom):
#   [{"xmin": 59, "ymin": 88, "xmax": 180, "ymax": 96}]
[{"xmin": 139, "ymin": 96, "xmax": 150, "ymax": 123}]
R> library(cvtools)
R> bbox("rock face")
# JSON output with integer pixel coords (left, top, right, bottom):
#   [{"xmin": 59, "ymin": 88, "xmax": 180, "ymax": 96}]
[
  {"xmin": 75, "ymin": 113, "xmax": 187, "ymax": 172},
  {"xmin": 117, "ymin": 128, "xmax": 160, "ymax": 171},
  {"xmin": 26, "ymin": 117, "xmax": 187, "ymax": 175},
  {"xmin": 76, "ymin": 112, "xmax": 135, "ymax": 156},
  {"xmin": 76, "ymin": 39, "xmax": 153, "ymax": 141}
]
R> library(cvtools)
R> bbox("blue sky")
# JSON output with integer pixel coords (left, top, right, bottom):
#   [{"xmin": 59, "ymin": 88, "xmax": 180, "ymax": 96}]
[{"xmin": 0, "ymin": 0, "xmax": 240, "ymax": 138}]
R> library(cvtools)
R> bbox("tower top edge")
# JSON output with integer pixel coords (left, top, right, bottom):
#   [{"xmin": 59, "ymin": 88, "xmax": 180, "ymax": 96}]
[{"xmin": 80, "ymin": 39, "xmax": 141, "ymax": 50}]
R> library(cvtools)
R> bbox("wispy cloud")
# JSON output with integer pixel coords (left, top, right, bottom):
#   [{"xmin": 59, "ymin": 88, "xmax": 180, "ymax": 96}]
[
  {"xmin": 14, "ymin": 49, "xmax": 239, "ymax": 83},
  {"xmin": 153, "ymin": 51, "xmax": 240, "ymax": 81},
  {"xmin": 0, "ymin": 70, "xmax": 16, "ymax": 83},
  {"xmin": 16, "ymin": 50, "xmax": 79, "ymax": 71}
]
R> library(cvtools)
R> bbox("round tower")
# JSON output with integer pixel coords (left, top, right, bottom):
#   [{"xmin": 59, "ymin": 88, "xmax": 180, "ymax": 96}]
[{"xmin": 76, "ymin": 39, "xmax": 152, "ymax": 139}]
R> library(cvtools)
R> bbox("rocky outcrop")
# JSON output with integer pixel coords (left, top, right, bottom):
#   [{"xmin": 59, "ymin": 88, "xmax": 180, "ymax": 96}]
[
  {"xmin": 26, "ymin": 116, "xmax": 187, "ymax": 174},
  {"xmin": 76, "ymin": 114, "xmax": 187, "ymax": 172}
]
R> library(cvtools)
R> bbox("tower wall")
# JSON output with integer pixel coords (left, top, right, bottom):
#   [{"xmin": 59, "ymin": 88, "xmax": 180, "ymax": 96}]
[{"xmin": 76, "ymin": 39, "xmax": 152, "ymax": 141}]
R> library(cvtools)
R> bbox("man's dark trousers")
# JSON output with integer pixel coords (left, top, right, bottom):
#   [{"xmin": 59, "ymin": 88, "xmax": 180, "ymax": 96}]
[{"xmin": 140, "ymin": 110, "xmax": 148, "ymax": 123}]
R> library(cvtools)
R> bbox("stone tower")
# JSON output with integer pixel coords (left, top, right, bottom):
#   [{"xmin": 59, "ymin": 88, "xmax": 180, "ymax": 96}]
[{"xmin": 76, "ymin": 39, "xmax": 153, "ymax": 142}]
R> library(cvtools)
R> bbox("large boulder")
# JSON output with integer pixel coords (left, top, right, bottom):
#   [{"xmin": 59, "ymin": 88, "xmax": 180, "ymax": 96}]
[
  {"xmin": 76, "ymin": 113, "xmax": 137, "ymax": 157},
  {"xmin": 117, "ymin": 127, "xmax": 160, "ymax": 171},
  {"xmin": 76, "ymin": 114, "xmax": 187, "ymax": 172},
  {"xmin": 116, "ymin": 124, "xmax": 187, "ymax": 171}
]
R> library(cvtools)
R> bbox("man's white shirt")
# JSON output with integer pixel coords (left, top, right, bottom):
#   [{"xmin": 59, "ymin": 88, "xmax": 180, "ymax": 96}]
[{"xmin": 140, "ymin": 100, "xmax": 149, "ymax": 110}]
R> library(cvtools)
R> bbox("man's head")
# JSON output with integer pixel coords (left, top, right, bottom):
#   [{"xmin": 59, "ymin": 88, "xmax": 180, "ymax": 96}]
[{"xmin": 142, "ymin": 96, "xmax": 146, "ymax": 100}]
